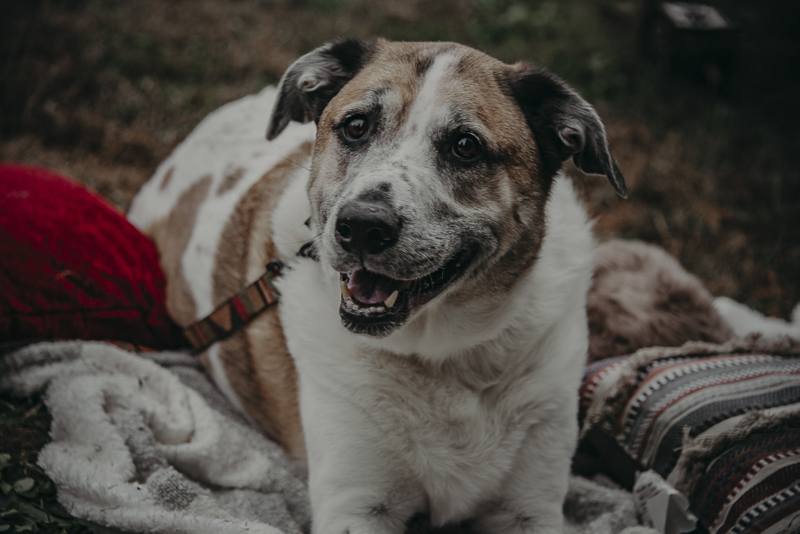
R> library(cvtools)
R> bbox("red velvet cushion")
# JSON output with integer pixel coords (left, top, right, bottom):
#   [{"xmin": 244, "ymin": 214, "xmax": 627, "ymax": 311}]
[{"xmin": 0, "ymin": 164, "xmax": 184, "ymax": 348}]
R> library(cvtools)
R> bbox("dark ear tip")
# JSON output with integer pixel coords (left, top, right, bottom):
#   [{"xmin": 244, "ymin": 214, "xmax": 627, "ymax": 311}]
[
  {"xmin": 610, "ymin": 162, "xmax": 628, "ymax": 199},
  {"xmin": 266, "ymin": 114, "xmax": 287, "ymax": 141}
]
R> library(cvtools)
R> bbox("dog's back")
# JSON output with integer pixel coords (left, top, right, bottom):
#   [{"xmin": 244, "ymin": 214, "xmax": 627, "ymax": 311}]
[{"xmin": 128, "ymin": 87, "xmax": 312, "ymax": 459}]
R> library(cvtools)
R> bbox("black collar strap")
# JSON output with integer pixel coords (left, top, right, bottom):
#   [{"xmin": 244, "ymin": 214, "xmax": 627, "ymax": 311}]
[{"xmin": 183, "ymin": 260, "xmax": 284, "ymax": 354}]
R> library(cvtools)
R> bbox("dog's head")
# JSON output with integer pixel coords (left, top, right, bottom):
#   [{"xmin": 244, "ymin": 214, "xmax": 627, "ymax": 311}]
[{"xmin": 267, "ymin": 39, "xmax": 625, "ymax": 338}]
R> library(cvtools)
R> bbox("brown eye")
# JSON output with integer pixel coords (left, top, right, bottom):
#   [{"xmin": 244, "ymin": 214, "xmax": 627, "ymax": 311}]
[
  {"xmin": 343, "ymin": 116, "xmax": 369, "ymax": 140},
  {"xmin": 452, "ymin": 134, "xmax": 481, "ymax": 159}
]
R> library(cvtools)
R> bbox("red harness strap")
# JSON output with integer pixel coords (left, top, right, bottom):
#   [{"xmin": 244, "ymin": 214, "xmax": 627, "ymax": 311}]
[{"xmin": 183, "ymin": 260, "xmax": 284, "ymax": 354}]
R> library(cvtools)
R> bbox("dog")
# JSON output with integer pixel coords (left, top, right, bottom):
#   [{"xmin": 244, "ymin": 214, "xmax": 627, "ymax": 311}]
[
  {"xmin": 129, "ymin": 38, "xmax": 630, "ymax": 534},
  {"xmin": 586, "ymin": 240, "xmax": 800, "ymax": 362},
  {"xmin": 586, "ymin": 239, "xmax": 734, "ymax": 362}
]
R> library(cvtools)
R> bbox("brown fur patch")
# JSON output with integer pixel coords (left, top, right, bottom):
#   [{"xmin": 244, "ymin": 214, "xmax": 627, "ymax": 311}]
[
  {"xmin": 587, "ymin": 240, "xmax": 734, "ymax": 362},
  {"xmin": 159, "ymin": 166, "xmax": 174, "ymax": 190},
  {"xmin": 210, "ymin": 142, "xmax": 312, "ymax": 460},
  {"xmin": 242, "ymin": 309, "xmax": 306, "ymax": 460},
  {"xmin": 314, "ymin": 42, "xmax": 445, "ymax": 149},
  {"xmin": 216, "ymin": 166, "xmax": 245, "ymax": 196},
  {"xmin": 146, "ymin": 175, "xmax": 212, "ymax": 326}
]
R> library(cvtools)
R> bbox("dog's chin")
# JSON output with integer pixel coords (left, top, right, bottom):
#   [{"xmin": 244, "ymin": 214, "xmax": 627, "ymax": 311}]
[{"xmin": 337, "ymin": 248, "xmax": 476, "ymax": 337}]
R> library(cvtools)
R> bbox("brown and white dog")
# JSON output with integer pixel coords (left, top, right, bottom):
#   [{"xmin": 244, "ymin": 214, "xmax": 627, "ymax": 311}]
[{"xmin": 129, "ymin": 38, "xmax": 629, "ymax": 534}]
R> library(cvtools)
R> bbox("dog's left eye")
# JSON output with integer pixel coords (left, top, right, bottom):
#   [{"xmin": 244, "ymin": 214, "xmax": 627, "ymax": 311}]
[
  {"xmin": 343, "ymin": 116, "xmax": 369, "ymax": 141},
  {"xmin": 452, "ymin": 134, "xmax": 481, "ymax": 160}
]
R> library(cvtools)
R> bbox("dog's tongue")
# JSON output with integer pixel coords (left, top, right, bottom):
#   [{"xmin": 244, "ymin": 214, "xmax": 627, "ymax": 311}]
[{"xmin": 347, "ymin": 268, "xmax": 402, "ymax": 305}]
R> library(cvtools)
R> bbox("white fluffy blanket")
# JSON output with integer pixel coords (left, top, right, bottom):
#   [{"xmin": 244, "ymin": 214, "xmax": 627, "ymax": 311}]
[{"xmin": 0, "ymin": 341, "xmax": 655, "ymax": 534}]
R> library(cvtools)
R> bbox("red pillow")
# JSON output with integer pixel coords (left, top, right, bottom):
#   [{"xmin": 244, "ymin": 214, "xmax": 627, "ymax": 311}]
[{"xmin": 0, "ymin": 164, "xmax": 184, "ymax": 349}]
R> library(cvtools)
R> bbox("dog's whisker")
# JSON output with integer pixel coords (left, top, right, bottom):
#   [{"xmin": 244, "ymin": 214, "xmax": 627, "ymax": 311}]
[
  {"xmin": 272, "ymin": 230, "xmax": 322, "ymax": 247},
  {"xmin": 271, "ymin": 239, "xmax": 313, "ymax": 246},
  {"xmin": 267, "ymin": 143, "xmax": 312, "ymax": 171},
  {"xmin": 272, "ymin": 234, "xmax": 321, "ymax": 246}
]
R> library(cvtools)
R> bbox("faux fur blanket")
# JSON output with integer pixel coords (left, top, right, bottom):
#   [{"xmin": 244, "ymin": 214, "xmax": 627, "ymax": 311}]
[{"xmin": 0, "ymin": 341, "xmax": 655, "ymax": 534}]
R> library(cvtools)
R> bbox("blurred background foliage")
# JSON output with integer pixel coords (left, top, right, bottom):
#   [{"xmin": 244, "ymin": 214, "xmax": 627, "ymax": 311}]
[{"xmin": 1, "ymin": 0, "xmax": 798, "ymax": 317}]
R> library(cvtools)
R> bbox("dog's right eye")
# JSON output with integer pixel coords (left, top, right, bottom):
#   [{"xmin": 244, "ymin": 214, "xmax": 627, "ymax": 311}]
[
  {"xmin": 343, "ymin": 116, "xmax": 369, "ymax": 141},
  {"xmin": 452, "ymin": 133, "xmax": 482, "ymax": 160}
]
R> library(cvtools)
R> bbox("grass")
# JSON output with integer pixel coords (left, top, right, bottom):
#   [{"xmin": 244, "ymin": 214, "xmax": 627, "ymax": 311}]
[{"xmin": 0, "ymin": 0, "xmax": 798, "ymax": 530}]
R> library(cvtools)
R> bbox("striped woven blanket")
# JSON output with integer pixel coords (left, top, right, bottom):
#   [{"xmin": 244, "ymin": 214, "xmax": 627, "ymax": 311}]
[{"xmin": 580, "ymin": 335, "xmax": 800, "ymax": 534}]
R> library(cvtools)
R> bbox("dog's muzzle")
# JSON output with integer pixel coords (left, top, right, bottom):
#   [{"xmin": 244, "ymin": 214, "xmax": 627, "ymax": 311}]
[{"xmin": 330, "ymin": 196, "xmax": 476, "ymax": 337}]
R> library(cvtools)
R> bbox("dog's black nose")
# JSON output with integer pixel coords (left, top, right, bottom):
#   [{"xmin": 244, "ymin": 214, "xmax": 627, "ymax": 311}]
[{"xmin": 335, "ymin": 200, "xmax": 401, "ymax": 255}]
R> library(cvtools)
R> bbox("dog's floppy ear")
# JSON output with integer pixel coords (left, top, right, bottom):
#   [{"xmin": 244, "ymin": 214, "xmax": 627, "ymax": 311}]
[
  {"xmin": 266, "ymin": 38, "xmax": 375, "ymax": 141},
  {"xmin": 509, "ymin": 63, "xmax": 627, "ymax": 198}
]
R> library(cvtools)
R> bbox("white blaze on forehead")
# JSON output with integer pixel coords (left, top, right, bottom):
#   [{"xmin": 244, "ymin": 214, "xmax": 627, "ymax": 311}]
[
  {"xmin": 345, "ymin": 52, "xmax": 466, "ymax": 211},
  {"xmin": 380, "ymin": 52, "xmax": 460, "ymax": 174},
  {"xmin": 339, "ymin": 53, "xmax": 464, "ymax": 201},
  {"xmin": 404, "ymin": 52, "xmax": 461, "ymax": 135}
]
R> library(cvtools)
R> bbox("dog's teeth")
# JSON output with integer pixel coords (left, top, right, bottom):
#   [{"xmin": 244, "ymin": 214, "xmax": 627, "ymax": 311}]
[
  {"xmin": 375, "ymin": 306, "xmax": 385, "ymax": 313},
  {"xmin": 384, "ymin": 290, "xmax": 399, "ymax": 309},
  {"xmin": 341, "ymin": 281, "xmax": 352, "ymax": 300},
  {"xmin": 346, "ymin": 299, "xmax": 359, "ymax": 310},
  {"xmin": 369, "ymin": 307, "xmax": 380, "ymax": 313}
]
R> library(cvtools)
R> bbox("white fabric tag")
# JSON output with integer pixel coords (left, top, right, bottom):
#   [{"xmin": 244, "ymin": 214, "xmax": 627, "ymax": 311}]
[{"xmin": 633, "ymin": 470, "xmax": 697, "ymax": 534}]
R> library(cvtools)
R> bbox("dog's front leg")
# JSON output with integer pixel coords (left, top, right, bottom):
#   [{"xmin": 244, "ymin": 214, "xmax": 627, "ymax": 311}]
[
  {"xmin": 476, "ymin": 409, "xmax": 577, "ymax": 534},
  {"xmin": 299, "ymin": 376, "xmax": 425, "ymax": 534}
]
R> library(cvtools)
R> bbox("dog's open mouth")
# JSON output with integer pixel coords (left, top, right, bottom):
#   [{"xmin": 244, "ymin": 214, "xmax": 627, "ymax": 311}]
[{"xmin": 339, "ymin": 248, "xmax": 474, "ymax": 336}]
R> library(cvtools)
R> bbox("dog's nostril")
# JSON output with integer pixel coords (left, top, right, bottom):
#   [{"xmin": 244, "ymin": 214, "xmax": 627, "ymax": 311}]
[
  {"xmin": 362, "ymin": 223, "xmax": 397, "ymax": 254},
  {"xmin": 337, "ymin": 222, "xmax": 352, "ymax": 240},
  {"xmin": 367, "ymin": 227, "xmax": 392, "ymax": 248}
]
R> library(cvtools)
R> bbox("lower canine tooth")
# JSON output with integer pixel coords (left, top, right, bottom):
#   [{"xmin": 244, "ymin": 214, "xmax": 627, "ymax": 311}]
[
  {"xmin": 341, "ymin": 281, "xmax": 352, "ymax": 300},
  {"xmin": 384, "ymin": 290, "xmax": 399, "ymax": 309}
]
